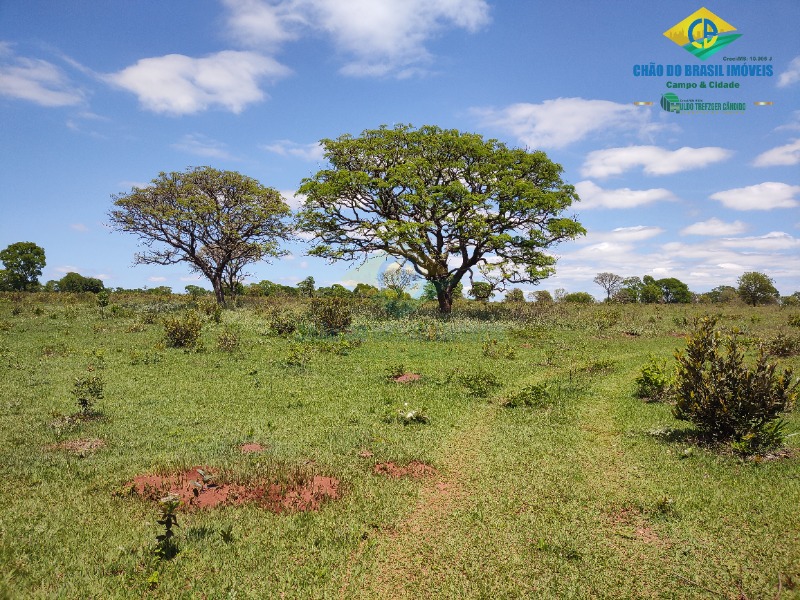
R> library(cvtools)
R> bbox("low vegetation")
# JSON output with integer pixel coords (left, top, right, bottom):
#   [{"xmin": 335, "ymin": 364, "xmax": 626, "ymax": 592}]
[{"xmin": 0, "ymin": 292, "xmax": 798, "ymax": 598}]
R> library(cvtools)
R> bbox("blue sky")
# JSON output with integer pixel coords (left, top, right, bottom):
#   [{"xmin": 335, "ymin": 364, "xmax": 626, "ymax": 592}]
[{"xmin": 1, "ymin": 0, "xmax": 799, "ymax": 298}]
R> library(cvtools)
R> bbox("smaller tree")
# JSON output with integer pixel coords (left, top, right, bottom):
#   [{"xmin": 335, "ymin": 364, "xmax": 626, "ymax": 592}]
[
  {"xmin": 738, "ymin": 271, "xmax": 779, "ymax": 306},
  {"xmin": 469, "ymin": 281, "xmax": 494, "ymax": 302},
  {"xmin": 297, "ymin": 276, "xmax": 316, "ymax": 298},
  {"xmin": 563, "ymin": 291, "xmax": 594, "ymax": 304},
  {"xmin": 0, "ymin": 242, "xmax": 46, "ymax": 291},
  {"xmin": 529, "ymin": 290, "xmax": 553, "ymax": 304},
  {"xmin": 593, "ymin": 272, "xmax": 623, "ymax": 302},
  {"xmin": 353, "ymin": 283, "xmax": 380, "ymax": 298},
  {"xmin": 657, "ymin": 277, "xmax": 692, "ymax": 304},
  {"xmin": 504, "ymin": 288, "xmax": 526, "ymax": 303},
  {"xmin": 58, "ymin": 272, "xmax": 104, "ymax": 293},
  {"xmin": 380, "ymin": 264, "xmax": 417, "ymax": 295}
]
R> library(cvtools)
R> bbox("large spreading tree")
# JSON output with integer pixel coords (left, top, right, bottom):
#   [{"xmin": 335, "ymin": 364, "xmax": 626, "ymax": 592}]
[
  {"xmin": 296, "ymin": 125, "xmax": 585, "ymax": 314},
  {"xmin": 109, "ymin": 167, "xmax": 291, "ymax": 305}
]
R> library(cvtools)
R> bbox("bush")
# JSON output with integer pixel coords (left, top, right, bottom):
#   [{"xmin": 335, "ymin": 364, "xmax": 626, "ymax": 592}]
[
  {"xmin": 672, "ymin": 317, "xmax": 797, "ymax": 453},
  {"xmin": 767, "ymin": 333, "xmax": 800, "ymax": 357},
  {"xmin": 216, "ymin": 326, "xmax": 241, "ymax": 353},
  {"xmin": 634, "ymin": 356, "xmax": 672, "ymax": 401},
  {"xmin": 310, "ymin": 297, "xmax": 352, "ymax": 335},
  {"xmin": 163, "ymin": 310, "xmax": 203, "ymax": 348},
  {"xmin": 503, "ymin": 383, "xmax": 551, "ymax": 408},
  {"xmin": 71, "ymin": 374, "xmax": 104, "ymax": 415}
]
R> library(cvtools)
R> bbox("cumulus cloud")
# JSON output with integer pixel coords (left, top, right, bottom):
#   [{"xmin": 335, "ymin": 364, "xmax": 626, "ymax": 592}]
[
  {"xmin": 574, "ymin": 180, "xmax": 675, "ymax": 209},
  {"xmin": 717, "ymin": 231, "xmax": 800, "ymax": 251},
  {"xmin": 680, "ymin": 218, "xmax": 747, "ymax": 236},
  {"xmin": 0, "ymin": 44, "xmax": 84, "ymax": 106},
  {"xmin": 107, "ymin": 50, "xmax": 290, "ymax": 115},
  {"xmin": 581, "ymin": 145, "xmax": 732, "ymax": 178},
  {"xmin": 778, "ymin": 56, "xmax": 800, "ymax": 88},
  {"xmin": 263, "ymin": 140, "xmax": 324, "ymax": 161},
  {"xmin": 710, "ymin": 182, "xmax": 800, "ymax": 210},
  {"xmin": 172, "ymin": 133, "xmax": 236, "ymax": 160},
  {"xmin": 472, "ymin": 98, "xmax": 650, "ymax": 149},
  {"xmin": 223, "ymin": 0, "xmax": 490, "ymax": 77},
  {"xmin": 753, "ymin": 138, "xmax": 800, "ymax": 167},
  {"xmin": 70, "ymin": 223, "xmax": 89, "ymax": 233}
]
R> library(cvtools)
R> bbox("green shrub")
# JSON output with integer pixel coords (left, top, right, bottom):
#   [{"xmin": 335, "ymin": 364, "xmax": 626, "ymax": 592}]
[
  {"xmin": 267, "ymin": 309, "xmax": 298, "ymax": 335},
  {"xmin": 788, "ymin": 314, "xmax": 800, "ymax": 328},
  {"xmin": 216, "ymin": 326, "xmax": 241, "ymax": 353},
  {"xmin": 71, "ymin": 374, "xmax": 104, "ymax": 415},
  {"xmin": 503, "ymin": 383, "xmax": 551, "ymax": 408},
  {"xmin": 163, "ymin": 310, "xmax": 203, "ymax": 348},
  {"xmin": 634, "ymin": 356, "xmax": 672, "ymax": 401},
  {"xmin": 482, "ymin": 338, "xmax": 516, "ymax": 359},
  {"xmin": 310, "ymin": 297, "xmax": 352, "ymax": 335},
  {"xmin": 672, "ymin": 317, "xmax": 797, "ymax": 453},
  {"xmin": 767, "ymin": 333, "xmax": 800, "ymax": 357},
  {"xmin": 454, "ymin": 370, "xmax": 501, "ymax": 398}
]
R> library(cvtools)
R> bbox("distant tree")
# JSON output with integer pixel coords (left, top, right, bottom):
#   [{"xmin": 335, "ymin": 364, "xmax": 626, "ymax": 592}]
[
  {"xmin": 380, "ymin": 264, "xmax": 417, "ymax": 295},
  {"xmin": 421, "ymin": 281, "xmax": 463, "ymax": 301},
  {"xmin": 317, "ymin": 284, "xmax": 352, "ymax": 298},
  {"xmin": 640, "ymin": 280, "xmax": 663, "ymax": 303},
  {"xmin": 619, "ymin": 277, "xmax": 643, "ymax": 303},
  {"xmin": 781, "ymin": 291, "xmax": 800, "ymax": 306},
  {"xmin": 529, "ymin": 290, "xmax": 553, "ymax": 304},
  {"xmin": 563, "ymin": 291, "xmax": 594, "ymax": 304},
  {"xmin": 0, "ymin": 242, "xmax": 46, "ymax": 291},
  {"xmin": 593, "ymin": 272, "xmax": 623, "ymax": 302},
  {"xmin": 185, "ymin": 284, "xmax": 210, "ymax": 297},
  {"xmin": 58, "ymin": 272, "xmax": 104, "ymax": 293},
  {"xmin": 504, "ymin": 288, "xmax": 526, "ymax": 303},
  {"xmin": 109, "ymin": 166, "xmax": 291, "ymax": 306},
  {"xmin": 297, "ymin": 276, "xmax": 316, "ymax": 298},
  {"xmin": 296, "ymin": 124, "xmax": 584, "ymax": 314},
  {"xmin": 146, "ymin": 286, "xmax": 172, "ymax": 295},
  {"xmin": 554, "ymin": 288, "xmax": 566, "ymax": 303},
  {"xmin": 737, "ymin": 271, "xmax": 779, "ymax": 306},
  {"xmin": 469, "ymin": 281, "xmax": 495, "ymax": 301},
  {"xmin": 353, "ymin": 283, "xmax": 380, "ymax": 298},
  {"xmin": 706, "ymin": 285, "xmax": 738, "ymax": 304},
  {"xmin": 657, "ymin": 278, "xmax": 692, "ymax": 304}
]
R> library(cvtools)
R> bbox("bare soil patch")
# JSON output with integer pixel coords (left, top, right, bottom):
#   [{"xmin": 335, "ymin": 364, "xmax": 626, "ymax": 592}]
[
  {"xmin": 392, "ymin": 373, "xmax": 421, "ymax": 384},
  {"xmin": 46, "ymin": 438, "xmax": 106, "ymax": 456},
  {"xmin": 373, "ymin": 460, "xmax": 437, "ymax": 479},
  {"xmin": 126, "ymin": 466, "xmax": 339, "ymax": 512},
  {"xmin": 239, "ymin": 443, "xmax": 264, "ymax": 454}
]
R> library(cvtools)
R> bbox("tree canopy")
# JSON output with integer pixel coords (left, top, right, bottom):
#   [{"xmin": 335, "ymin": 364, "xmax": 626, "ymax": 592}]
[
  {"xmin": 109, "ymin": 167, "xmax": 291, "ymax": 305},
  {"xmin": 0, "ymin": 241, "xmax": 46, "ymax": 291},
  {"xmin": 737, "ymin": 271, "xmax": 779, "ymax": 306},
  {"xmin": 593, "ymin": 272, "xmax": 623, "ymax": 302},
  {"xmin": 296, "ymin": 124, "xmax": 584, "ymax": 313}
]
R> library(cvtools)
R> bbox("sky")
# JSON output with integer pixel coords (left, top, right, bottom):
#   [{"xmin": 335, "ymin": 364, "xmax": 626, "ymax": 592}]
[{"xmin": 1, "ymin": 0, "xmax": 799, "ymax": 299}]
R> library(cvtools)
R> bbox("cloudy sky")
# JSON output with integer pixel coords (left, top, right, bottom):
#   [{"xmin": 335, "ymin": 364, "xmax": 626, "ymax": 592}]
[{"xmin": 1, "ymin": 1, "xmax": 799, "ymax": 298}]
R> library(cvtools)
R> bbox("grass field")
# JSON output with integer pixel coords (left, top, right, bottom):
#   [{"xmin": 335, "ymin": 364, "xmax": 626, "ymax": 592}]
[{"xmin": 0, "ymin": 294, "xmax": 798, "ymax": 599}]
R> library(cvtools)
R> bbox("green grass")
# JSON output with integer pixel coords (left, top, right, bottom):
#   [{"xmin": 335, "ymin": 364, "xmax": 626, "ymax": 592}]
[{"xmin": 0, "ymin": 295, "xmax": 798, "ymax": 598}]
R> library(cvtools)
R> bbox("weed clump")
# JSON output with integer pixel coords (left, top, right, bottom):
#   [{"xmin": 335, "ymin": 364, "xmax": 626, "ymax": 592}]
[
  {"xmin": 163, "ymin": 310, "xmax": 203, "ymax": 348},
  {"xmin": 672, "ymin": 317, "xmax": 797, "ymax": 454},
  {"xmin": 502, "ymin": 383, "xmax": 551, "ymax": 408}
]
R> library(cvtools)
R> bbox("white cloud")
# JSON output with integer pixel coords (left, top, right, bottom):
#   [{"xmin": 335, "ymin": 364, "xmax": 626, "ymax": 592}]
[
  {"xmin": 580, "ymin": 226, "xmax": 664, "ymax": 244},
  {"xmin": 472, "ymin": 98, "xmax": 650, "ymax": 149},
  {"xmin": 70, "ymin": 223, "xmax": 89, "ymax": 233},
  {"xmin": 777, "ymin": 56, "xmax": 800, "ymax": 88},
  {"xmin": 173, "ymin": 133, "xmax": 236, "ymax": 160},
  {"xmin": 0, "ymin": 45, "xmax": 84, "ymax": 107},
  {"xmin": 753, "ymin": 138, "xmax": 800, "ymax": 167},
  {"xmin": 710, "ymin": 182, "xmax": 800, "ymax": 210},
  {"xmin": 223, "ymin": 0, "xmax": 490, "ymax": 77},
  {"xmin": 148, "ymin": 276, "xmax": 168, "ymax": 283},
  {"xmin": 263, "ymin": 140, "xmax": 324, "ymax": 161},
  {"xmin": 574, "ymin": 180, "xmax": 675, "ymax": 209},
  {"xmin": 717, "ymin": 232, "xmax": 800, "ymax": 251},
  {"xmin": 280, "ymin": 189, "xmax": 306, "ymax": 210},
  {"xmin": 680, "ymin": 218, "xmax": 747, "ymax": 236},
  {"xmin": 581, "ymin": 145, "xmax": 732, "ymax": 178},
  {"xmin": 107, "ymin": 50, "xmax": 290, "ymax": 115}
]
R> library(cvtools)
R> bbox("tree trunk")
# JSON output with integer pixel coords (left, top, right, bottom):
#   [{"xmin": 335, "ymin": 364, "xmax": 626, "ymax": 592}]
[
  {"xmin": 434, "ymin": 281, "xmax": 453, "ymax": 314},
  {"xmin": 211, "ymin": 277, "xmax": 226, "ymax": 306}
]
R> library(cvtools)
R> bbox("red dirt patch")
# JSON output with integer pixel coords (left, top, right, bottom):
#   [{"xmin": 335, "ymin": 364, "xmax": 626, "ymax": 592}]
[
  {"xmin": 126, "ymin": 467, "xmax": 339, "ymax": 512},
  {"xmin": 46, "ymin": 438, "xmax": 105, "ymax": 456},
  {"xmin": 392, "ymin": 373, "xmax": 421, "ymax": 383},
  {"xmin": 240, "ymin": 443, "xmax": 264, "ymax": 454},
  {"xmin": 374, "ymin": 461, "xmax": 437, "ymax": 479}
]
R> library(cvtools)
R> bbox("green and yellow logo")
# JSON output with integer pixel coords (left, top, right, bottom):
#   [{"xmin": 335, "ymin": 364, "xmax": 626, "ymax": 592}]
[{"xmin": 664, "ymin": 7, "xmax": 741, "ymax": 60}]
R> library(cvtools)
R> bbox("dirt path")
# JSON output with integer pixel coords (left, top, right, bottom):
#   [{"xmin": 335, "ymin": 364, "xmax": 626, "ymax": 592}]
[{"xmin": 341, "ymin": 403, "xmax": 497, "ymax": 599}]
